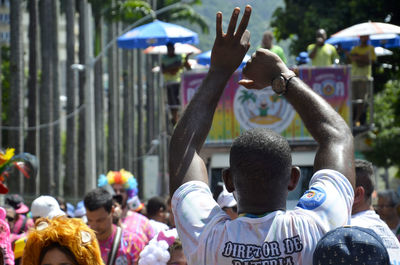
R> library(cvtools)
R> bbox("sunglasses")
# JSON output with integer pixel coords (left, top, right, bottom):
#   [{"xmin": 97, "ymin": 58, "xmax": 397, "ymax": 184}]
[{"xmin": 6, "ymin": 216, "xmax": 15, "ymax": 222}]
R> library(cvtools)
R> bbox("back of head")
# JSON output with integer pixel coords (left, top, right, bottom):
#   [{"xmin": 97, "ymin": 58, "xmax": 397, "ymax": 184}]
[
  {"xmin": 230, "ymin": 128, "xmax": 292, "ymax": 205},
  {"xmin": 313, "ymin": 226, "xmax": 390, "ymax": 265},
  {"xmin": 355, "ymin": 159, "xmax": 374, "ymax": 201},
  {"xmin": 84, "ymin": 188, "xmax": 113, "ymax": 213},
  {"xmin": 146, "ymin": 196, "xmax": 166, "ymax": 218},
  {"xmin": 378, "ymin": 189, "xmax": 400, "ymax": 206},
  {"xmin": 22, "ymin": 217, "xmax": 103, "ymax": 265}
]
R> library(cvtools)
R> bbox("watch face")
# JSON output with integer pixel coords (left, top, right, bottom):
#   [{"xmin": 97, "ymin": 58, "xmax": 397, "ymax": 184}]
[{"xmin": 272, "ymin": 76, "xmax": 285, "ymax": 94}]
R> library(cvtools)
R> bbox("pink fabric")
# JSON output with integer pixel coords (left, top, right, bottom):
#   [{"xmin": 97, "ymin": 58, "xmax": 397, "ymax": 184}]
[
  {"xmin": 10, "ymin": 215, "xmax": 34, "ymax": 243},
  {"xmin": 122, "ymin": 211, "xmax": 155, "ymax": 244},
  {"xmin": 0, "ymin": 207, "xmax": 15, "ymax": 265},
  {"xmin": 99, "ymin": 224, "xmax": 147, "ymax": 264}
]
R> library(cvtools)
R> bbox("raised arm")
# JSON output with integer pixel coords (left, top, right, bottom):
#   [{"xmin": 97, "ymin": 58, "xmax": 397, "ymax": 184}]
[
  {"xmin": 240, "ymin": 49, "xmax": 355, "ymax": 188},
  {"xmin": 169, "ymin": 6, "xmax": 252, "ymax": 196}
]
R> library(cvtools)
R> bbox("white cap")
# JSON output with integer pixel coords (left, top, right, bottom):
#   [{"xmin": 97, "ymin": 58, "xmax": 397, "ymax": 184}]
[
  {"xmin": 31, "ymin": 195, "xmax": 66, "ymax": 219},
  {"xmin": 217, "ymin": 185, "xmax": 237, "ymax": 208}
]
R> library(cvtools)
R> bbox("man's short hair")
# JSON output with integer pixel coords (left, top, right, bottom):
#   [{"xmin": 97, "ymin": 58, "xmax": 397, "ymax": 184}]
[
  {"xmin": 378, "ymin": 190, "xmax": 400, "ymax": 206},
  {"xmin": 230, "ymin": 128, "xmax": 292, "ymax": 196},
  {"xmin": 355, "ymin": 159, "xmax": 374, "ymax": 200},
  {"xmin": 146, "ymin": 196, "xmax": 166, "ymax": 217},
  {"xmin": 262, "ymin": 31, "xmax": 273, "ymax": 40},
  {"xmin": 84, "ymin": 188, "xmax": 113, "ymax": 213}
]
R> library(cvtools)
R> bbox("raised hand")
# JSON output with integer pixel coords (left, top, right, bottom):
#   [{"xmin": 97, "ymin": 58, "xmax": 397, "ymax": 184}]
[
  {"xmin": 210, "ymin": 5, "xmax": 251, "ymax": 75},
  {"xmin": 239, "ymin": 48, "xmax": 290, "ymax": 90}
]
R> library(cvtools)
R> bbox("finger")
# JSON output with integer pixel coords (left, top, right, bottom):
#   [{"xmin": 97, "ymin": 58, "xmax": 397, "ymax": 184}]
[
  {"xmin": 216, "ymin": 12, "xmax": 223, "ymax": 39},
  {"xmin": 240, "ymin": 30, "xmax": 251, "ymax": 51},
  {"xmin": 226, "ymin": 7, "xmax": 240, "ymax": 38},
  {"xmin": 235, "ymin": 5, "xmax": 252, "ymax": 39},
  {"xmin": 238, "ymin": 79, "xmax": 257, "ymax": 89}
]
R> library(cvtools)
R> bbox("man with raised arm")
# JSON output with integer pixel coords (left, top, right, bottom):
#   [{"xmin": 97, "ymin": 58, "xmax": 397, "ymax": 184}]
[{"xmin": 169, "ymin": 5, "xmax": 355, "ymax": 265}]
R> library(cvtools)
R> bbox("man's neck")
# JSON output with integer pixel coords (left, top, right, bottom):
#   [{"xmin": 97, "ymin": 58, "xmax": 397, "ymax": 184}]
[{"xmin": 98, "ymin": 225, "xmax": 114, "ymax": 242}]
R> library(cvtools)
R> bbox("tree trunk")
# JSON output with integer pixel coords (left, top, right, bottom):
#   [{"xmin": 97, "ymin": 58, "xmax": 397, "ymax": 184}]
[
  {"xmin": 25, "ymin": 0, "xmax": 39, "ymax": 196},
  {"xmin": 129, "ymin": 51, "xmax": 136, "ymax": 173},
  {"xmin": 94, "ymin": 16, "xmax": 105, "ymax": 175},
  {"xmin": 137, "ymin": 49, "xmax": 143, "ymax": 198},
  {"xmin": 146, "ymin": 54, "xmax": 155, "ymax": 148},
  {"xmin": 52, "ymin": 0, "xmax": 61, "ymax": 196},
  {"xmin": 107, "ymin": 17, "xmax": 119, "ymax": 170},
  {"xmin": 9, "ymin": 0, "xmax": 24, "ymax": 194},
  {"xmin": 78, "ymin": 0, "xmax": 87, "ymax": 197},
  {"xmin": 64, "ymin": 0, "xmax": 78, "ymax": 199},
  {"xmin": 122, "ymin": 50, "xmax": 131, "ymax": 169},
  {"xmin": 39, "ymin": 0, "xmax": 54, "ymax": 194}
]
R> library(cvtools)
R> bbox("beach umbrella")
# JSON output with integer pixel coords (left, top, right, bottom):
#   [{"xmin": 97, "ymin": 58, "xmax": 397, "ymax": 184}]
[
  {"xmin": 327, "ymin": 33, "xmax": 400, "ymax": 50},
  {"xmin": 332, "ymin": 21, "xmax": 400, "ymax": 38},
  {"xmin": 375, "ymin": 47, "xmax": 393, "ymax": 56},
  {"xmin": 196, "ymin": 50, "xmax": 251, "ymax": 69},
  {"xmin": 143, "ymin": 43, "xmax": 201, "ymax": 54},
  {"xmin": 117, "ymin": 20, "xmax": 198, "ymax": 49}
]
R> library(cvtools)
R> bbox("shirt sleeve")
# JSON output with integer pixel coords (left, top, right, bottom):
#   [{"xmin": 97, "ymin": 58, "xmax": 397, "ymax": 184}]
[
  {"xmin": 296, "ymin": 169, "xmax": 354, "ymax": 231},
  {"xmin": 172, "ymin": 181, "xmax": 228, "ymax": 257},
  {"xmin": 370, "ymin": 46, "xmax": 377, "ymax": 61},
  {"xmin": 307, "ymin": 44, "xmax": 314, "ymax": 54}
]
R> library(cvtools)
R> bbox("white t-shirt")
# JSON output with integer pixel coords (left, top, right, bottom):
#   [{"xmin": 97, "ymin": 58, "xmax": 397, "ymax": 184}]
[
  {"xmin": 149, "ymin": 219, "xmax": 170, "ymax": 235},
  {"xmin": 172, "ymin": 169, "xmax": 354, "ymax": 265},
  {"xmin": 352, "ymin": 210, "xmax": 400, "ymax": 265}
]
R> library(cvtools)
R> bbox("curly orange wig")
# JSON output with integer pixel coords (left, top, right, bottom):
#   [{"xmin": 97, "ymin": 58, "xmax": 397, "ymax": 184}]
[{"xmin": 21, "ymin": 216, "xmax": 104, "ymax": 265}]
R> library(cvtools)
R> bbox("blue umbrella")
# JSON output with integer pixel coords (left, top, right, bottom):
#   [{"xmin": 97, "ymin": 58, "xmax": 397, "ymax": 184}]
[
  {"xmin": 196, "ymin": 50, "xmax": 251, "ymax": 69},
  {"xmin": 117, "ymin": 20, "xmax": 199, "ymax": 49},
  {"xmin": 326, "ymin": 33, "xmax": 400, "ymax": 51}
]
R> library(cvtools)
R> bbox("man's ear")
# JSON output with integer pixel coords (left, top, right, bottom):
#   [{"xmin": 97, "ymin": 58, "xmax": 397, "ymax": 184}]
[
  {"xmin": 288, "ymin": 166, "xmax": 301, "ymax": 191},
  {"xmin": 354, "ymin": 186, "xmax": 365, "ymax": 204},
  {"xmin": 222, "ymin": 168, "xmax": 235, "ymax": 193}
]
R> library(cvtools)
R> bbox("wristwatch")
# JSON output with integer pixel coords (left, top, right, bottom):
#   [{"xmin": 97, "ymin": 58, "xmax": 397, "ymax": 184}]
[{"xmin": 271, "ymin": 70, "xmax": 296, "ymax": 95}]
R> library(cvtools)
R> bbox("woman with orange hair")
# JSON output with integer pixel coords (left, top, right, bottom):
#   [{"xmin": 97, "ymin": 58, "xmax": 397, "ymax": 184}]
[{"xmin": 21, "ymin": 217, "xmax": 104, "ymax": 265}]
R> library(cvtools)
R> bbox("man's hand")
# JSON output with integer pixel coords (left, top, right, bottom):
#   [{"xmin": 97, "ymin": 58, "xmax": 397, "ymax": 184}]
[
  {"xmin": 239, "ymin": 48, "xmax": 290, "ymax": 90},
  {"xmin": 210, "ymin": 6, "xmax": 251, "ymax": 75},
  {"xmin": 169, "ymin": 6, "xmax": 252, "ymax": 196}
]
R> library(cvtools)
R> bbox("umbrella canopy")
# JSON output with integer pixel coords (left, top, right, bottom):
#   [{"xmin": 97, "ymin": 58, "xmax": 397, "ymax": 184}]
[
  {"xmin": 117, "ymin": 20, "xmax": 198, "ymax": 49},
  {"xmin": 332, "ymin": 21, "xmax": 400, "ymax": 38},
  {"xmin": 327, "ymin": 33, "xmax": 400, "ymax": 50},
  {"xmin": 196, "ymin": 50, "xmax": 251, "ymax": 69},
  {"xmin": 375, "ymin": 47, "xmax": 393, "ymax": 56},
  {"xmin": 143, "ymin": 43, "xmax": 201, "ymax": 54}
]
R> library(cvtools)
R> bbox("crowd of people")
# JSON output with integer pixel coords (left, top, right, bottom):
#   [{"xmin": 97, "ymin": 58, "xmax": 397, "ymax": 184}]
[{"xmin": 0, "ymin": 5, "xmax": 398, "ymax": 265}]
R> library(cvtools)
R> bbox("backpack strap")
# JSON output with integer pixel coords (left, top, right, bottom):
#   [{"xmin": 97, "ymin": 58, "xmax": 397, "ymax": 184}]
[{"xmin": 107, "ymin": 226, "xmax": 122, "ymax": 265}]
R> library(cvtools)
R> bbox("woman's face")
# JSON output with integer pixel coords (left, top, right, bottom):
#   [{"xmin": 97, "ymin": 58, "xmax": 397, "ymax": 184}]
[{"xmin": 40, "ymin": 248, "xmax": 76, "ymax": 265}]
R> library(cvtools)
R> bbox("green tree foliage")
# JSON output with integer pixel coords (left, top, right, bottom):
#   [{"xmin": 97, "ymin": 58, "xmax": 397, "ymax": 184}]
[
  {"xmin": 364, "ymin": 80, "xmax": 400, "ymax": 169},
  {"xmin": 1, "ymin": 46, "xmax": 10, "ymax": 125}
]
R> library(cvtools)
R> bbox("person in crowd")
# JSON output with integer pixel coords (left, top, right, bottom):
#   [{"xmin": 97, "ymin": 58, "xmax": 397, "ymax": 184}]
[
  {"xmin": 146, "ymin": 196, "xmax": 169, "ymax": 234},
  {"xmin": 376, "ymin": 190, "xmax": 400, "ymax": 240},
  {"xmin": 5, "ymin": 194, "xmax": 34, "ymax": 243},
  {"xmin": 31, "ymin": 195, "xmax": 66, "ymax": 221},
  {"xmin": 98, "ymin": 170, "xmax": 154, "ymax": 244},
  {"xmin": 349, "ymin": 35, "xmax": 376, "ymax": 127},
  {"xmin": 0, "ymin": 207, "xmax": 14, "ymax": 265},
  {"xmin": 21, "ymin": 216, "xmax": 103, "ymax": 265},
  {"xmin": 313, "ymin": 226, "xmax": 390, "ymax": 265},
  {"xmin": 351, "ymin": 159, "xmax": 400, "ymax": 263},
  {"xmin": 13, "ymin": 195, "xmax": 66, "ymax": 263},
  {"xmin": 261, "ymin": 30, "xmax": 287, "ymax": 64},
  {"xmin": 307, "ymin": 28, "xmax": 338, "ymax": 66},
  {"xmin": 84, "ymin": 188, "xmax": 148, "ymax": 265},
  {"xmin": 138, "ymin": 229, "xmax": 187, "ymax": 265},
  {"xmin": 217, "ymin": 184, "xmax": 238, "ymax": 220},
  {"xmin": 161, "ymin": 42, "xmax": 192, "ymax": 126},
  {"xmin": 169, "ymin": 5, "xmax": 355, "ymax": 264}
]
